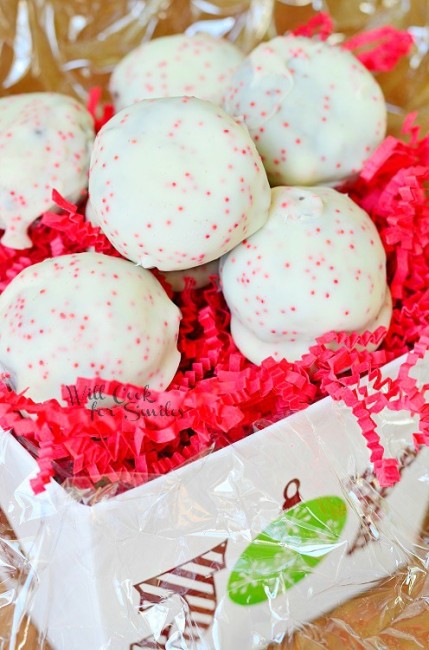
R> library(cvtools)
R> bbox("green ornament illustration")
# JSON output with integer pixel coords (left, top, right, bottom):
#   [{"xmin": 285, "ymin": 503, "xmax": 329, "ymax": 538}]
[{"xmin": 228, "ymin": 496, "xmax": 347, "ymax": 606}]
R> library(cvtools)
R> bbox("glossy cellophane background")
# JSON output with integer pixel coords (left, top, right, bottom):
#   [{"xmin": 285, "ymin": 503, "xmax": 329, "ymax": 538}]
[
  {"xmin": 0, "ymin": 1, "xmax": 428, "ymax": 648},
  {"xmin": 1, "ymin": 0, "xmax": 429, "ymax": 134}
]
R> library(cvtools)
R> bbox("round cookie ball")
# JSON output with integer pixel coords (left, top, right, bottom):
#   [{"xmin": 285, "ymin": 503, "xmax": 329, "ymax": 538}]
[
  {"xmin": 110, "ymin": 33, "xmax": 244, "ymax": 112},
  {"xmin": 0, "ymin": 252, "xmax": 181, "ymax": 403},
  {"xmin": 223, "ymin": 36, "xmax": 387, "ymax": 186},
  {"xmin": 89, "ymin": 97, "xmax": 271, "ymax": 271},
  {"xmin": 220, "ymin": 186, "xmax": 392, "ymax": 364},
  {"xmin": 0, "ymin": 93, "xmax": 94, "ymax": 249},
  {"xmin": 159, "ymin": 259, "xmax": 219, "ymax": 292}
]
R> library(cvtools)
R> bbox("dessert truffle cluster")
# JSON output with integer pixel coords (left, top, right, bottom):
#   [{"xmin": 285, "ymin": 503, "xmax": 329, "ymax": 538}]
[{"xmin": 0, "ymin": 32, "xmax": 392, "ymax": 405}]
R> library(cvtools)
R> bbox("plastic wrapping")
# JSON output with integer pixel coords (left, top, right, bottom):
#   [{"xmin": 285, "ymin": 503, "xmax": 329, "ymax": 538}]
[
  {"xmin": 0, "ymin": 1, "xmax": 429, "ymax": 649},
  {"xmin": 1, "ymin": 354, "xmax": 429, "ymax": 649}
]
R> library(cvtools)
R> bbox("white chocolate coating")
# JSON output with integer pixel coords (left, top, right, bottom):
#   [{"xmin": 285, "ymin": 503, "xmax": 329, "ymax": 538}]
[
  {"xmin": 0, "ymin": 93, "xmax": 94, "ymax": 249},
  {"xmin": 85, "ymin": 197, "xmax": 219, "ymax": 289},
  {"xmin": 220, "ymin": 187, "xmax": 392, "ymax": 364},
  {"xmin": 110, "ymin": 33, "xmax": 244, "ymax": 112},
  {"xmin": 89, "ymin": 97, "xmax": 271, "ymax": 271},
  {"xmin": 159, "ymin": 259, "xmax": 219, "ymax": 292},
  {"xmin": 85, "ymin": 199, "xmax": 98, "ymax": 226},
  {"xmin": 0, "ymin": 252, "xmax": 182, "ymax": 403},
  {"xmin": 223, "ymin": 36, "xmax": 387, "ymax": 186},
  {"xmin": 86, "ymin": 200, "xmax": 218, "ymax": 289}
]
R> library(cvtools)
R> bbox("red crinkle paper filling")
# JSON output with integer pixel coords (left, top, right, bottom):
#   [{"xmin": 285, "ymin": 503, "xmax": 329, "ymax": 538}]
[{"xmin": 0, "ymin": 17, "xmax": 427, "ymax": 494}]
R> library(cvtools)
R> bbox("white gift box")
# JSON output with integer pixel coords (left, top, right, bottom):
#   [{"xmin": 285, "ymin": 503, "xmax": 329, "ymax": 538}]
[{"xmin": 0, "ymin": 353, "xmax": 428, "ymax": 650}]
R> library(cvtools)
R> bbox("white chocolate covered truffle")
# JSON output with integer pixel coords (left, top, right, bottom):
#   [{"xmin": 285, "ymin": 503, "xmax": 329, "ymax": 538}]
[
  {"xmin": 0, "ymin": 252, "xmax": 181, "ymax": 403},
  {"xmin": 86, "ymin": 196, "xmax": 218, "ymax": 289},
  {"xmin": 0, "ymin": 93, "xmax": 94, "ymax": 249},
  {"xmin": 110, "ymin": 33, "xmax": 244, "ymax": 112},
  {"xmin": 220, "ymin": 187, "xmax": 392, "ymax": 363},
  {"xmin": 89, "ymin": 97, "xmax": 271, "ymax": 271},
  {"xmin": 159, "ymin": 259, "xmax": 219, "ymax": 292},
  {"xmin": 223, "ymin": 36, "xmax": 387, "ymax": 186}
]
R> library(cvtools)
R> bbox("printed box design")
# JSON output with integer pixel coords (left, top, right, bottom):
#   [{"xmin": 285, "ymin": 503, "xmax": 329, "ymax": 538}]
[{"xmin": 0, "ymin": 354, "xmax": 427, "ymax": 650}]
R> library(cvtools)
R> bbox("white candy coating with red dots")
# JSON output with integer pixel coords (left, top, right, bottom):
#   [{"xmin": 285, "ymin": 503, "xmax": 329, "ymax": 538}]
[
  {"xmin": 220, "ymin": 186, "xmax": 392, "ymax": 363},
  {"xmin": 85, "ymin": 196, "xmax": 218, "ymax": 289},
  {"xmin": 223, "ymin": 36, "xmax": 387, "ymax": 186},
  {"xmin": 85, "ymin": 199, "xmax": 98, "ymax": 226},
  {"xmin": 89, "ymin": 97, "xmax": 271, "ymax": 271},
  {"xmin": 86, "ymin": 199, "xmax": 219, "ymax": 289},
  {"xmin": 160, "ymin": 259, "xmax": 219, "ymax": 292},
  {"xmin": 110, "ymin": 33, "xmax": 244, "ymax": 112},
  {"xmin": 0, "ymin": 93, "xmax": 94, "ymax": 249},
  {"xmin": 0, "ymin": 252, "xmax": 182, "ymax": 403}
]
